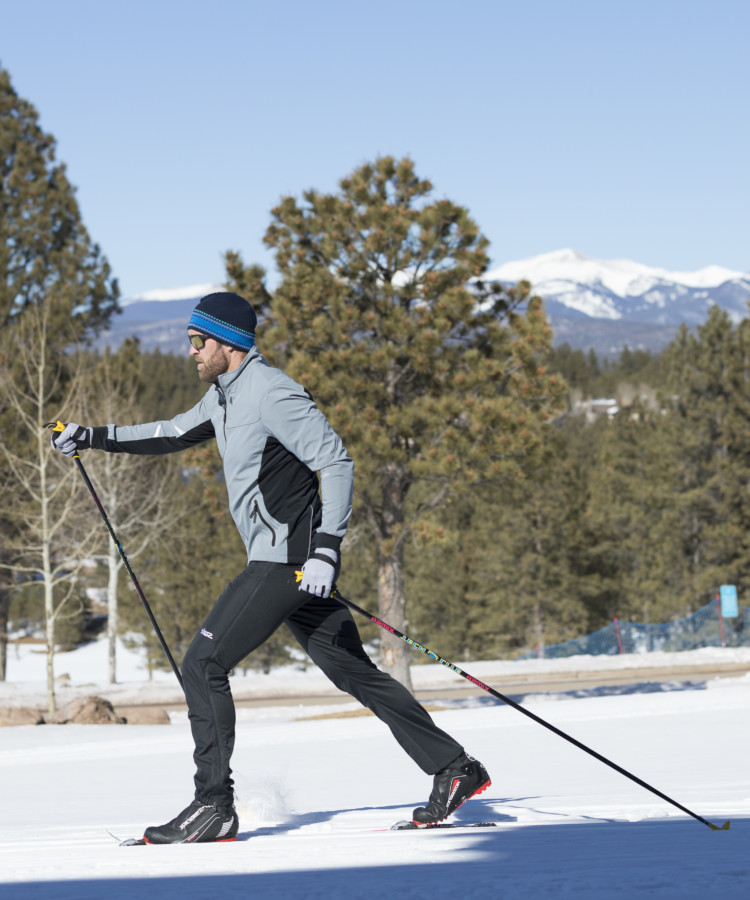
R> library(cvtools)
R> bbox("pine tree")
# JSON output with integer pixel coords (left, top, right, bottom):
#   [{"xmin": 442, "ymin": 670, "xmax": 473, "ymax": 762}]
[
  {"xmin": 582, "ymin": 400, "xmax": 686, "ymax": 625},
  {"xmin": 227, "ymin": 156, "xmax": 566, "ymax": 689},
  {"xmin": 405, "ymin": 421, "xmax": 592, "ymax": 660},
  {"xmin": 662, "ymin": 308, "xmax": 750, "ymax": 607},
  {"xmin": 0, "ymin": 66, "xmax": 118, "ymax": 335},
  {"xmin": 0, "ymin": 64, "xmax": 119, "ymax": 694}
]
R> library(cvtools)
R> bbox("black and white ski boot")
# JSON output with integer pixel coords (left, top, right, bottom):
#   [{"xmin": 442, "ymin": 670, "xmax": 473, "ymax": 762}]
[
  {"xmin": 143, "ymin": 799, "xmax": 239, "ymax": 844},
  {"xmin": 413, "ymin": 753, "xmax": 491, "ymax": 827}
]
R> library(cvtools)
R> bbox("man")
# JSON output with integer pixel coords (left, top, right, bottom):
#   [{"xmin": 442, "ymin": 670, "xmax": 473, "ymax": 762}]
[{"xmin": 51, "ymin": 291, "xmax": 490, "ymax": 843}]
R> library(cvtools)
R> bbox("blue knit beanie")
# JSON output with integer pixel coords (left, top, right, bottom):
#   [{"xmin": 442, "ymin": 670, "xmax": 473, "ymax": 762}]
[{"xmin": 187, "ymin": 292, "xmax": 257, "ymax": 351}]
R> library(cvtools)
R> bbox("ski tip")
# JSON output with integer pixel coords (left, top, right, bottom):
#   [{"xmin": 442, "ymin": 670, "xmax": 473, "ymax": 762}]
[{"xmin": 708, "ymin": 820, "xmax": 731, "ymax": 831}]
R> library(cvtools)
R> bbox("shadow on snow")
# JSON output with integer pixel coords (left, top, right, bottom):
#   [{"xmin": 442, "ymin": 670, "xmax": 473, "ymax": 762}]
[{"xmin": 9, "ymin": 816, "xmax": 747, "ymax": 900}]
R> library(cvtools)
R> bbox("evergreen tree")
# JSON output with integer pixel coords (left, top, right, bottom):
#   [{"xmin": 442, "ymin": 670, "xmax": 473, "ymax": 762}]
[
  {"xmin": 582, "ymin": 400, "xmax": 686, "ymax": 624},
  {"xmin": 0, "ymin": 64, "xmax": 119, "ymax": 693},
  {"xmin": 137, "ymin": 349, "xmax": 206, "ymax": 420},
  {"xmin": 405, "ymin": 419, "xmax": 592, "ymax": 660},
  {"xmin": 227, "ymin": 156, "xmax": 566, "ymax": 689},
  {"xmin": 662, "ymin": 308, "xmax": 750, "ymax": 606},
  {"xmin": 0, "ymin": 66, "xmax": 118, "ymax": 335}
]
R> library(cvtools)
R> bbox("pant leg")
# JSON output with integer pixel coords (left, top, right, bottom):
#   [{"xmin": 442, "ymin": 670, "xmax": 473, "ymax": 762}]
[
  {"xmin": 286, "ymin": 595, "xmax": 463, "ymax": 774},
  {"xmin": 183, "ymin": 561, "xmax": 463, "ymax": 808},
  {"xmin": 182, "ymin": 562, "xmax": 304, "ymax": 807}
]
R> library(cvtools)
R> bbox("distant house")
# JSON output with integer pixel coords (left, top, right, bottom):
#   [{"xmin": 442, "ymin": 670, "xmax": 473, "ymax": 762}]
[{"xmin": 570, "ymin": 397, "xmax": 619, "ymax": 423}]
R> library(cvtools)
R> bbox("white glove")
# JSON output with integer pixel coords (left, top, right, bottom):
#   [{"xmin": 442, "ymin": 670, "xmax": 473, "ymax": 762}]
[
  {"xmin": 50, "ymin": 423, "xmax": 93, "ymax": 458},
  {"xmin": 298, "ymin": 548, "xmax": 338, "ymax": 598}
]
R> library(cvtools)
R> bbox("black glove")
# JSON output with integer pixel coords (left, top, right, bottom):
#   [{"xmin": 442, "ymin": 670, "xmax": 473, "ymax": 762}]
[
  {"xmin": 298, "ymin": 549, "xmax": 338, "ymax": 598},
  {"xmin": 50, "ymin": 422, "xmax": 93, "ymax": 458}
]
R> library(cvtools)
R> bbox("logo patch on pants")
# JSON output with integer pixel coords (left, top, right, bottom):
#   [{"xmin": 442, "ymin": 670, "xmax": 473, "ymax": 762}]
[{"xmin": 201, "ymin": 628, "xmax": 214, "ymax": 640}]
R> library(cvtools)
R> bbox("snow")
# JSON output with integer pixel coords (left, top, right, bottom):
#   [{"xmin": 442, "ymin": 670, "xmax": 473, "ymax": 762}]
[
  {"xmin": 484, "ymin": 249, "xmax": 749, "ymax": 299},
  {"xmin": 1, "ymin": 638, "xmax": 749, "ymax": 898},
  {"xmin": 121, "ymin": 284, "xmax": 223, "ymax": 306},
  {"xmin": 482, "ymin": 249, "xmax": 750, "ymax": 324}
]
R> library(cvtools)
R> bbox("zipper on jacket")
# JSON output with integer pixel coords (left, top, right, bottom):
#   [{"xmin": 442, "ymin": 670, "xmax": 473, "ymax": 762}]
[
  {"xmin": 216, "ymin": 385, "xmax": 228, "ymax": 442},
  {"xmin": 251, "ymin": 501, "xmax": 277, "ymax": 547}
]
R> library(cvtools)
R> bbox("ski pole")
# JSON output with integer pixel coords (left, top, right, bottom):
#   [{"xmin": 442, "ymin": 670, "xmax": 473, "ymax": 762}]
[
  {"xmin": 330, "ymin": 585, "xmax": 730, "ymax": 832},
  {"xmin": 46, "ymin": 422, "xmax": 183, "ymax": 689}
]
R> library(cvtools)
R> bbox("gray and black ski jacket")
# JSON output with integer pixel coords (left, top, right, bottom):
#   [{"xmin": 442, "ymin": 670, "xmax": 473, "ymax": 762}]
[{"xmin": 90, "ymin": 348, "xmax": 353, "ymax": 565}]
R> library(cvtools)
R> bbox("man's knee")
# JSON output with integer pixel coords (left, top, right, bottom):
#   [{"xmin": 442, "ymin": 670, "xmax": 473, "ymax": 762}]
[{"xmin": 183, "ymin": 637, "xmax": 228, "ymax": 692}]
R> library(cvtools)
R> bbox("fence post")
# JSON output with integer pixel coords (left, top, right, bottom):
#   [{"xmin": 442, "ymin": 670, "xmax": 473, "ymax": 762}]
[
  {"xmin": 613, "ymin": 617, "xmax": 624, "ymax": 654},
  {"xmin": 716, "ymin": 594, "xmax": 726, "ymax": 648}
]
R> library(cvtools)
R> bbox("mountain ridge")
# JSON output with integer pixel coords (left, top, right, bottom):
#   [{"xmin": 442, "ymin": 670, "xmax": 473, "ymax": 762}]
[{"xmin": 100, "ymin": 250, "xmax": 750, "ymax": 358}]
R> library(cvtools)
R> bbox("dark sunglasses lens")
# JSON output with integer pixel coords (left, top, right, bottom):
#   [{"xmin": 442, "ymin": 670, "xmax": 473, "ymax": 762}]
[{"xmin": 190, "ymin": 334, "xmax": 207, "ymax": 349}]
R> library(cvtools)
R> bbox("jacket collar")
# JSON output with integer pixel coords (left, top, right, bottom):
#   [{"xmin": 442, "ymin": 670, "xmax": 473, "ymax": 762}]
[{"xmin": 215, "ymin": 346, "xmax": 261, "ymax": 395}]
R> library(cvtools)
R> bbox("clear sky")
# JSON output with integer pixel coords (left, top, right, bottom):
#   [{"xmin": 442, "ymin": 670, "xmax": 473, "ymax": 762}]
[{"xmin": 2, "ymin": 0, "xmax": 748, "ymax": 298}]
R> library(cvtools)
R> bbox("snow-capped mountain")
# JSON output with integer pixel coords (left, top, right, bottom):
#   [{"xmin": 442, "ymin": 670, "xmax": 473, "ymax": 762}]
[
  {"xmin": 120, "ymin": 283, "xmax": 222, "ymax": 307},
  {"xmin": 485, "ymin": 249, "xmax": 750, "ymax": 327},
  {"xmin": 99, "ymin": 251, "xmax": 750, "ymax": 358},
  {"xmin": 96, "ymin": 284, "xmax": 223, "ymax": 355},
  {"xmin": 482, "ymin": 249, "xmax": 750, "ymax": 357}
]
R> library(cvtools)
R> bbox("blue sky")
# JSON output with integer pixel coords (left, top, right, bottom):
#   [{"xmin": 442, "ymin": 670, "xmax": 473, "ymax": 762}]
[{"xmin": 2, "ymin": 0, "xmax": 748, "ymax": 297}]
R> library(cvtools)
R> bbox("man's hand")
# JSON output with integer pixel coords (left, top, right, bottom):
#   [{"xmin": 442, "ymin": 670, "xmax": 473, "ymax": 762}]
[
  {"xmin": 298, "ymin": 549, "xmax": 338, "ymax": 598},
  {"xmin": 49, "ymin": 422, "xmax": 93, "ymax": 458}
]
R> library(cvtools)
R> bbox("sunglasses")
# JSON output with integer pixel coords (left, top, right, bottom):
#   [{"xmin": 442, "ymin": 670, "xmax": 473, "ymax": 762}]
[{"xmin": 189, "ymin": 333, "xmax": 211, "ymax": 350}]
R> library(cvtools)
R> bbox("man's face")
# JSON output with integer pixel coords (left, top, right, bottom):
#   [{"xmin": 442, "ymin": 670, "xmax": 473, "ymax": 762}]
[{"xmin": 188, "ymin": 330, "xmax": 231, "ymax": 383}]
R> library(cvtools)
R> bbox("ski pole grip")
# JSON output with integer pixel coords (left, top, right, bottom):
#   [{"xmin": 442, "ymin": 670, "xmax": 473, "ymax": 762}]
[{"xmin": 44, "ymin": 420, "xmax": 81, "ymax": 459}]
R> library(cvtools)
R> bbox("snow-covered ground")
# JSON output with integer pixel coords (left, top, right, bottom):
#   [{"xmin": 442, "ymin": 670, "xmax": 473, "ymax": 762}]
[{"xmin": 1, "ymin": 639, "xmax": 748, "ymax": 898}]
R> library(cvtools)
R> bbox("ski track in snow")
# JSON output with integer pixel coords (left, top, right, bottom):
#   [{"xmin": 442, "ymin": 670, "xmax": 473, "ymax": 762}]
[{"xmin": 1, "ymin": 642, "xmax": 749, "ymax": 897}]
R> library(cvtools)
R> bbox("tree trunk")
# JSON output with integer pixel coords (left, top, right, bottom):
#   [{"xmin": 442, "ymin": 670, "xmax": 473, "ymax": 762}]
[
  {"xmin": 107, "ymin": 541, "xmax": 119, "ymax": 684},
  {"xmin": 0, "ymin": 584, "xmax": 9, "ymax": 681},
  {"xmin": 45, "ymin": 579, "xmax": 57, "ymax": 718},
  {"xmin": 533, "ymin": 599, "xmax": 545, "ymax": 657},
  {"xmin": 40, "ymin": 421, "xmax": 57, "ymax": 719},
  {"xmin": 378, "ymin": 550, "xmax": 414, "ymax": 693}
]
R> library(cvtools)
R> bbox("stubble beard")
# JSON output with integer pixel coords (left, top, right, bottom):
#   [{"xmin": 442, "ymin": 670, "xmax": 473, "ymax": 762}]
[{"xmin": 197, "ymin": 352, "xmax": 230, "ymax": 384}]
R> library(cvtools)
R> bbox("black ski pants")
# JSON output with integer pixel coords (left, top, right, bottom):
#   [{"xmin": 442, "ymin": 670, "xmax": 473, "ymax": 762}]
[{"xmin": 181, "ymin": 561, "xmax": 464, "ymax": 808}]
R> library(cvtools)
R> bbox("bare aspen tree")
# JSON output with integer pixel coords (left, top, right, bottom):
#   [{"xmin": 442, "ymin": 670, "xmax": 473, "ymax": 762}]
[
  {"xmin": 0, "ymin": 305, "xmax": 105, "ymax": 716},
  {"xmin": 81, "ymin": 344, "xmax": 184, "ymax": 683}
]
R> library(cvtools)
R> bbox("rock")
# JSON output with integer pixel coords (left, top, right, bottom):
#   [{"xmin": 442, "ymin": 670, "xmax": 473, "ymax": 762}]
[
  {"xmin": 0, "ymin": 707, "xmax": 45, "ymax": 727},
  {"xmin": 117, "ymin": 706, "xmax": 171, "ymax": 725},
  {"xmin": 62, "ymin": 696, "xmax": 126, "ymax": 725}
]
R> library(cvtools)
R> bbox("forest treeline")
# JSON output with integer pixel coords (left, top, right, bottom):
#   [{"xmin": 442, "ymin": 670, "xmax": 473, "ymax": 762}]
[
  {"xmin": 8, "ymin": 308, "xmax": 749, "ymax": 677},
  {"xmin": 2, "ymin": 62, "xmax": 748, "ymax": 702}
]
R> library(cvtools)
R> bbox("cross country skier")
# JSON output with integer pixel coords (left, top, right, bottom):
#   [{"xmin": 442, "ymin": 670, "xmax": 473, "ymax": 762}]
[{"xmin": 50, "ymin": 291, "xmax": 491, "ymax": 843}]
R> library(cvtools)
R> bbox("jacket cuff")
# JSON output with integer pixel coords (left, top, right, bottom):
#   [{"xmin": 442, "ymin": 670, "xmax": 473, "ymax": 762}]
[
  {"xmin": 90, "ymin": 426, "xmax": 109, "ymax": 450},
  {"xmin": 312, "ymin": 532, "xmax": 343, "ymax": 555}
]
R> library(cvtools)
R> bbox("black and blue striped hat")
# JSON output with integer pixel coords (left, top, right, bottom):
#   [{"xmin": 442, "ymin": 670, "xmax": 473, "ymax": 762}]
[{"xmin": 188, "ymin": 292, "xmax": 257, "ymax": 351}]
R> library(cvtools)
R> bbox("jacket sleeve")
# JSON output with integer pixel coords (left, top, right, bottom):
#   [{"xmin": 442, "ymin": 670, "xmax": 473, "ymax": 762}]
[
  {"xmin": 261, "ymin": 381, "xmax": 354, "ymax": 553},
  {"xmin": 90, "ymin": 394, "xmax": 216, "ymax": 455}
]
